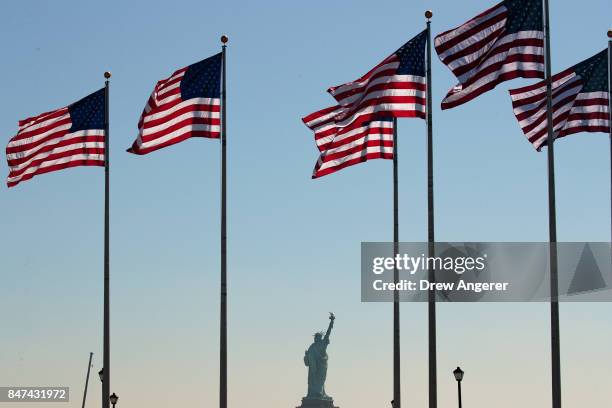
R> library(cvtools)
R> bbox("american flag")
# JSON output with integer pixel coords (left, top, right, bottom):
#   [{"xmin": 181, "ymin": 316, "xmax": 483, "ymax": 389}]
[
  {"xmin": 302, "ymin": 31, "xmax": 426, "ymax": 178},
  {"xmin": 327, "ymin": 30, "xmax": 427, "ymax": 119},
  {"xmin": 509, "ymin": 49, "xmax": 610, "ymax": 150},
  {"xmin": 6, "ymin": 88, "xmax": 105, "ymax": 188},
  {"xmin": 128, "ymin": 53, "xmax": 222, "ymax": 155},
  {"xmin": 303, "ymin": 105, "xmax": 394, "ymax": 178},
  {"xmin": 435, "ymin": 0, "xmax": 544, "ymax": 110}
]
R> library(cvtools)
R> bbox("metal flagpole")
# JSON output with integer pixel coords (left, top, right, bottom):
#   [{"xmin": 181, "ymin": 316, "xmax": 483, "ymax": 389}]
[
  {"xmin": 102, "ymin": 71, "xmax": 111, "ymax": 408},
  {"xmin": 542, "ymin": 2, "xmax": 561, "ymax": 408},
  {"xmin": 81, "ymin": 353, "xmax": 93, "ymax": 408},
  {"xmin": 392, "ymin": 117, "xmax": 400, "ymax": 408},
  {"xmin": 220, "ymin": 35, "xmax": 228, "ymax": 408},
  {"xmin": 425, "ymin": 10, "xmax": 437, "ymax": 408},
  {"xmin": 608, "ymin": 30, "xmax": 612, "ymax": 247}
]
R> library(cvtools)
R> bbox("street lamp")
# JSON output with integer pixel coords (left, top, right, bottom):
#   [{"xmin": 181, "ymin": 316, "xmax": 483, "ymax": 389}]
[
  {"xmin": 453, "ymin": 367, "xmax": 464, "ymax": 408},
  {"xmin": 109, "ymin": 393, "xmax": 118, "ymax": 408},
  {"xmin": 98, "ymin": 369, "xmax": 104, "ymax": 382}
]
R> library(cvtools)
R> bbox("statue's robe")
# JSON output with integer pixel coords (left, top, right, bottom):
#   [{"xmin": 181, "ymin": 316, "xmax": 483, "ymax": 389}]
[{"xmin": 304, "ymin": 338, "xmax": 330, "ymax": 399}]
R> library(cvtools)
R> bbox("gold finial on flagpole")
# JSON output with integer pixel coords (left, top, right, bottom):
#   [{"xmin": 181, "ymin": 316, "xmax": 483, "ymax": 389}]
[
  {"xmin": 104, "ymin": 72, "xmax": 111, "ymax": 79},
  {"xmin": 425, "ymin": 10, "xmax": 433, "ymax": 21},
  {"xmin": 607, "ymin": 29, "xmax": 612, "ymax": 39},
  {"xmin": 221, "ymin": 35, "xmax": 229, "ymax": 44}
]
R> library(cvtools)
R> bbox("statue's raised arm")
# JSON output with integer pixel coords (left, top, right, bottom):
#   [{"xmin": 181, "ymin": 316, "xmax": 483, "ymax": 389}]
[{"xmin": 324, "ymin": 312, "xmax": 335, "ymax": 341}]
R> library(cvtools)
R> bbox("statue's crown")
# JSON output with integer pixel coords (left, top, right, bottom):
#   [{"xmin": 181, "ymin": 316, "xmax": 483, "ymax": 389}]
[{"xmin": 313, "ymin": 331, "xmax": 324, "ymax": 338}]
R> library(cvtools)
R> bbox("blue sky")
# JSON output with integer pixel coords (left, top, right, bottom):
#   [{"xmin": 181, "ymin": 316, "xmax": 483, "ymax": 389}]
[{"xmin": 0, "ymin": 1, "xmax": 611, "ymax": 408}]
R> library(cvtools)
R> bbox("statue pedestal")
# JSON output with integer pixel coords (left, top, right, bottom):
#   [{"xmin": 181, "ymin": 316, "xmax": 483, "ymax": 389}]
[{"xmin": 297, "ymin": 398, "xmax": 339, "ymax": 408}]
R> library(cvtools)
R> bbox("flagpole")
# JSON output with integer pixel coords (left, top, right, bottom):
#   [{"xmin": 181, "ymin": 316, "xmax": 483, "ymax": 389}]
[
  {"xmin": 220, "ymin": 35, "xmax": 228, "ymax": 408},
  {"xmin": 81, "ymin": 352, "xmax": 93, "ymax": 408},
  {"xmin": 392, "ymin": 117, "xmax": 401, "ymax": 408},
  {"xmin": 102, "ymin": 71, "xmax": 111, "ymax": 408},
  {"xmin": 425, "ymin": 10, "xmax": 437, "ymax": 408},
  {"xmin": 542, "ymin": 2, "xmax": 561, "ymax": 408},
  {"xmin": 607, "ymin": 30, "xmax": 612, "ymax": 247}
]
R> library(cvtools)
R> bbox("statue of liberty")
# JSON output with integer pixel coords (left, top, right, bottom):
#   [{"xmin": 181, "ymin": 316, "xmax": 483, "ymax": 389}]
[{"xmin": 304, "ymin": 313, "xmax": 335, "ymax": 400}]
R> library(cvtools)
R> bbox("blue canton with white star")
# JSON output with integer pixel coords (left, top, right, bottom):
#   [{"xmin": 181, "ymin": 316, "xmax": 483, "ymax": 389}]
[
  {"xmin": 181, "ymin": 52, "xmax": 222, "ymax": 100},
  {"xmin": 504, "ymin": 0, "xmax": 543, "ymax": 33},
  {"xmin": 395, "ymin": 30, "xmax": 427, "ymax": 76},
  {"xmin": 69, "ymin": 88, "xmax": 105, "ymax": 132},
  {"xmin": 573, "ymin": 49, "xmax": 609, "ymax": 92}
]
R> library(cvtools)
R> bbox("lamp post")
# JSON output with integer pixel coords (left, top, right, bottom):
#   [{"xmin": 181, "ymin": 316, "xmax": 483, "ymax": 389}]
[
  {"xmin": 453, "ymin": 367, "xmax": 464, "ymax": 408},
  {"xmin": 109, "ymin": 393, "xmax": 118, "ymax": 408},
  {"xmin": 98, "ymin": 369, "xmax": 104, "ymax": 382}
]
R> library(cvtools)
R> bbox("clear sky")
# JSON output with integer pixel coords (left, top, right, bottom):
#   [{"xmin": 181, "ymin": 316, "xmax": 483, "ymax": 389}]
[{"xmin": 0, "ymin": 1, "xmax": 611, "ymax": 408}]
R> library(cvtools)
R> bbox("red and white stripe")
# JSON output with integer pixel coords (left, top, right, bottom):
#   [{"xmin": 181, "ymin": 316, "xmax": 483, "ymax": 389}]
[
  {"xmin": 327, "ymin": 54, "xmax": 426, "ymax": 119},
  {"xmin": 510, "ymin": 70, "xmax": 610, "ymax": 150},
  {"xmin": 435, "ymin": 1, "xmax": 544, "ymax": 109},
  {"xmin": 128, "ymin": 66, "xmax": 220, "ymax": 155},
  {"xmin": 303, "ymin": 106, "xmax": 394, "ymax": 178},
  {"xmin": 6, "ymin": 107, "xmax": 105, "ymax": 187}
]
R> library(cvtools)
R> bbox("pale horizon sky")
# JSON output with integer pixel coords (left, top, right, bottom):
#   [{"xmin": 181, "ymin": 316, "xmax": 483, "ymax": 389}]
[{"xmin": 1, "ymin": 1, "xmax": 611, "ymax": 408}]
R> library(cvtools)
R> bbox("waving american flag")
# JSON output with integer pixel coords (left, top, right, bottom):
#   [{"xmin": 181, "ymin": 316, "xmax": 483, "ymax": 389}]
[
  {"xmin": 303, "ymin": 105, "xmax": 394, "ymax": 178},
  {"xmin": 6, "ymin": 89, "xmax": 106, "ymax": 187},
  {"xmin": 128, "ymin": 53, "xmax": 222, "ymax": 155},
  {"xmin": 302, "ymin": 31, "xmax": 427, "ymax": 178},
  {"xmin": 509, "ymin": 49, "xmax": 610, "ymax": 150},
  {"xmin": 327, "ymin": 30, "xmax": 427, "ymax": 119},
  {"xmin": 435, "ymin": 0, "xmax": 545, "ymax": 109}
]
